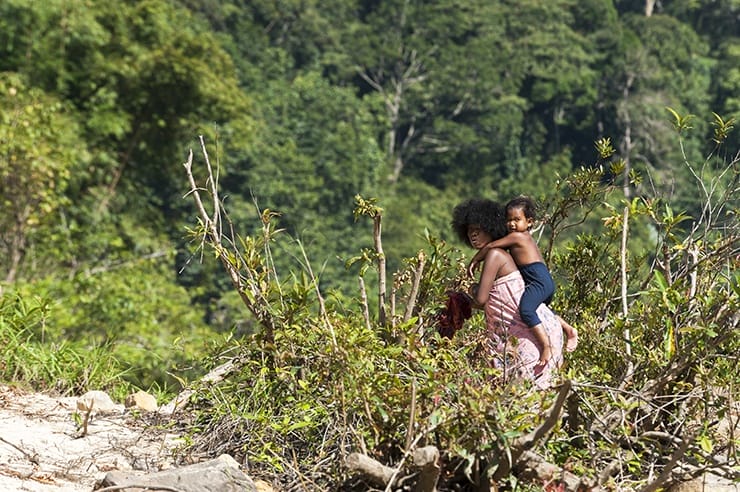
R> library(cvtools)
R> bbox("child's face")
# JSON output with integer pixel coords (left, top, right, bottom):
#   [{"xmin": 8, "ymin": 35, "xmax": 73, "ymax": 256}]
[
  {"xmin": 506, "ymin": 207, "xmax": 533, "ymax": 233},
  {"xmin": 467, "ymin": 224, "xmax": 492, "ymax": 249}
]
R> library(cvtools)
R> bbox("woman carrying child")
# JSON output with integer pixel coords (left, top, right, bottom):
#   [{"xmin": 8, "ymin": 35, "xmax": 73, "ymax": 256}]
[
  {"xmin": 452, "ymin": 198, "xmax": 564, "ymax": 388},
  {"xmin": 467, "ymin": 196, "xmax": 578, "ymax": 371}
]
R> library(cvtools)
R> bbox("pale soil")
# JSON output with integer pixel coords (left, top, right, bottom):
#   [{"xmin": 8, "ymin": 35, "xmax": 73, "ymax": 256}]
[{"xmin": 0, "ymin": 385, "xmax": 181, "ymax": 492}]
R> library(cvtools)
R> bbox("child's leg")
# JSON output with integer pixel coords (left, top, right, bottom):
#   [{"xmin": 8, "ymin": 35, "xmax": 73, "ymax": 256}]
[
  {"xmin": 557, "ymin": 315, "xmax": 578, "ymax": 352},
  {"xmin": 518, "ymin": 291, "xmax": 551, "ymax": 368},
  {"xmin": 530, "ymin": 323, "xmax": 552, "ymax": 368}
]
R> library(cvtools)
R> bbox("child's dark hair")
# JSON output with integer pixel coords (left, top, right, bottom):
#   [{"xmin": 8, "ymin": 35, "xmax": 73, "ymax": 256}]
[
  {"xmin": 506, "ymin": 195, "xmax": 537, "ymax": 220},
  {"xmin": 451, "ymin": 198, "xmax": 508, "ymax": 247}
]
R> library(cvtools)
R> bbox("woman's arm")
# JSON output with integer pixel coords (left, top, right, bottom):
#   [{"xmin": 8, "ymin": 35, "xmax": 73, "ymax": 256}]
[{"xmin": 473, "ymin": 248, "xmax": 507, "ymax": 306}]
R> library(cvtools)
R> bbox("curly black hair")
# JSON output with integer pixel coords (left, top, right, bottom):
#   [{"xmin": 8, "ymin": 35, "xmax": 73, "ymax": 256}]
[
  {"xmin": 506, "ymin": 195, "xmax": 537, "ymax": 220},
  {"xmin": 451, "ymin": 198, "xmax": 508, "ymax": 248}
]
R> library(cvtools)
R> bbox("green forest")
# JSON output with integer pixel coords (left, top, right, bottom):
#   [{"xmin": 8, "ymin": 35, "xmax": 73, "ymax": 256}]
[{"xmin": 1, "ymin": 0, "xmax": 738, "ymax": 490}]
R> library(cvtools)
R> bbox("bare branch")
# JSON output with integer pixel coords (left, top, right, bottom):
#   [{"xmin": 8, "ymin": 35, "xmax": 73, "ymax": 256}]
[
  {"xmin": 638, "ymin": 431, "xmax": 694, "ymax": 492},
  {"xmin": 346, "ymin": 452, "xmax": 396, "ymax": 488},
  {"xmin": 492, "ymin": 381, "xmax": 573, "ymax": 481},
  {"xmin": 359, "ymin": 276, "xmax": 372, "ymax": 331},
  {"xmin": 403, "ymin": 251, "xmax": 425, "ymax": 322},
  {"xmin": 373, "ymin": 213, "xmax": 387, "ymax": 326}
]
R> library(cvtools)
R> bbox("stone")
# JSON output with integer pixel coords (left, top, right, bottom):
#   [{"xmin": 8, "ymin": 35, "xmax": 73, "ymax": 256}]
[
  {"xmin": 668, "ymin": 477, "xmax": 740, "ymax": 492},
  {"xmin": 254, "ymin": 479, "xmax": 276, "ymax": 492},
  {"xmin": 98, "ymin": 453, "xmax": 257, "ymax": 492},
  {"xmin": 77, "ymin": 390, "xmax": 121, "ymax": 414},
  {"xmin": 125, "ymin": 390, "xmax": 159, "ymax": 412}
]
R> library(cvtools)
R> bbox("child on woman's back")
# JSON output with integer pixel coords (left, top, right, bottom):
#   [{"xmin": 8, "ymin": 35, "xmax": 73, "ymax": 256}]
[{"xmin": 468, "ymin": 196, "xmax": 578, "ymax": 369}]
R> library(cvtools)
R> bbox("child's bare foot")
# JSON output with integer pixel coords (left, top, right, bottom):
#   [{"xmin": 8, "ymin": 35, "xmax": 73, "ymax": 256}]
[
  {"xmin": 565, "ymin": 327, "xmax": 578, "ymax": 352},
  {"xmin": 557, "ymin": 316, "xmax": 578, "ymax": 353},
  {"xmin": 534, "ymin": 345, "xmax": 552, "ymax": 375}
]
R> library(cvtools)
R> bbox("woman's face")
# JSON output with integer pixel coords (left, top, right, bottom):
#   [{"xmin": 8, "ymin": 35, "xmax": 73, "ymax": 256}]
[{"xmin": 467, "ymin": 224, "xmax": 492, "ymax": 249}]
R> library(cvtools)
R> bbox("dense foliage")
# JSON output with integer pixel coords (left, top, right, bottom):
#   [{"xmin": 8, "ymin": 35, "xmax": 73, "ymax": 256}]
[
  {"xmin": 0, "ymin": 0, "xmax": 738, "ymax": 489},
  {"xmin": 175, "ymin": 132, "xmax": 738, "ymax": 490},
  {"xmin": 2, "ymin": 0, "xmax": 738, "ymax": 301}
]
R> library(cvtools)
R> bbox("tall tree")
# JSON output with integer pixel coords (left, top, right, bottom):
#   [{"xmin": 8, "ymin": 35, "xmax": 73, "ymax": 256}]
[
  {"xmin": 0, "ymin": 0, "xmax": 252, "ymax": 220},
  {"xmin": 604, "ymin": 13, "xmax": 713, "ymax": 213},
  {"xmin": 0, "ymin": 73, "xmax": 89, "ymax": 283},
  {"xmin": 336, "ymin": 0, "xmax": 614, "ymax": 192},
  {"xmin": 223, "ymin": 71, "xmax": 385, "ymax": 292}
]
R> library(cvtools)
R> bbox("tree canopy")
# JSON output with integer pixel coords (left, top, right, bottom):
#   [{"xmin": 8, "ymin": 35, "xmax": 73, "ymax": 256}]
[{"xmin": 0, "ymin": 5, "xmax": 737, "ymax": 488}]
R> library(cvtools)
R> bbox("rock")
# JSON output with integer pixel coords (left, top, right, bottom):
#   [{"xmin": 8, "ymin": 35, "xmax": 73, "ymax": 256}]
[
  {"xmin": 77, "ymin": 390, "xmax": 121, "ymax": 414},
  {"xmin": 125, "ymin": 390, "xmax": 159, "ymax": 412},
  {"xmin": 98, "ymin": 453, "xmax": 257, "ymax": 492},
  {"xmin": 668, "ymin": 476, "xmax": 740, "ymax": 492},
  {"xmin": 254, "ymin": 479, "xmax": 276, "ymax": 492}
]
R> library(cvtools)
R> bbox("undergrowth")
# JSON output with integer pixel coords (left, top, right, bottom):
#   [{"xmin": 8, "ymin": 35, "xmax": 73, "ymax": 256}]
[
  {"xmin": 0, "ymin": 112, "xmax": 736, "ymax": 491},
  {"xmin": 0, "ymin": 292, "xmax": 133, "ymax": 398},
  {"xmin": 174, "ymin": 122, "xmax": 739, "ymax": 491}
]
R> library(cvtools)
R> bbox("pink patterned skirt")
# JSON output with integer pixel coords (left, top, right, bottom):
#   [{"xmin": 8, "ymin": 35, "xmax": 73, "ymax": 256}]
[{"xmin": 484, "ymin": 270, "xmax": 563, "ymax": 389}]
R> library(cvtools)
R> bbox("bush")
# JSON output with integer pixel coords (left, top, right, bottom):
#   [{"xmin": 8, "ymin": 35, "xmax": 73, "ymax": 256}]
[
  {"xmin": 0, "ymin": 290, "xmax": 130, "ymax": 397},
  {"xmin": 177, "ymin": 117, "xmax": 738, "ymax": 491}
]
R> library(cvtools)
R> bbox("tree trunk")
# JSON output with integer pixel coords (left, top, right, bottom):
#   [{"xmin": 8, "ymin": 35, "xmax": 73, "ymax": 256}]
[{"xmin": 645, "ymin": 0, "xmax": 657, "ymax": 17}]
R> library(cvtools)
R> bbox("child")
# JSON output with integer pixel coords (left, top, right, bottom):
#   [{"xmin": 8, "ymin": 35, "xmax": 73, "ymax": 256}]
[{"xmin": 467, "ymin": 196, "xmax": 578, "ymax": 368}]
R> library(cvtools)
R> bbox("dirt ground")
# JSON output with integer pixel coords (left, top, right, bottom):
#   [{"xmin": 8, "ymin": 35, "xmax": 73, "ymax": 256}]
[{"xmin": 0, "ymin": 385, "xmax": 181, "ymax": 491}]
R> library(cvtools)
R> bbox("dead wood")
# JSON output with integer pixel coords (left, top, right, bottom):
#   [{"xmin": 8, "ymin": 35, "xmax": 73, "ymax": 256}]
[
  {"xmin": 491, "ymin": 380, "xmax": 572, "ymax": 481},
  {"xmin": 403, "ymin": 251, "xmax": 426, "ymax": 323},
  {"xmin": 346, "ymin": 452, "xmax": 396, "ymax": 488},
  {"xmin": 161, "ymin": 359, "xmax": 237, "ymax": 414},
  {"xmin": 513, "ymin": 450, "xmax": 592, "ymax": 491},
  {"xmin": 413, "ymin": 446, "xmax": 440, "ymax": 492},
  {"xmin": 0, "ymin": 436, "xmax": 39, "ymax": 465},
  {"xmin": 183, "ymin": 137, "xmax": 278, "ymax": 341},
  {"xmin": 638, "ymin": 431, "xmax": 694, "ymax": 492},
  {"xmin": 345, "ymin": 446, "xmax": 441, "ymax": 491}
]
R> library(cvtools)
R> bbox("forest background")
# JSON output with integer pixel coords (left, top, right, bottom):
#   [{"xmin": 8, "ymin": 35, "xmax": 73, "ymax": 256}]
[{"xmin": 0, "ymin": 0, "xmax": 738, "ymax": 490}]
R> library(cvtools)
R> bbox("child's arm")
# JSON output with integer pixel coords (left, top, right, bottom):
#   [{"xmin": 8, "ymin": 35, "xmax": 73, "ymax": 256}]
[{"xmin": 467, "ymin": 234, "xmax": 522, "ymax": 277}]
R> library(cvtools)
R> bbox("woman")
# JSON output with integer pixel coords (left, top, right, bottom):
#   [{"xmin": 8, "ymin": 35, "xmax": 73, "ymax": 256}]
[{"xmin": 452, "ymin": 198, "xmax": 563, "ymax": 389}]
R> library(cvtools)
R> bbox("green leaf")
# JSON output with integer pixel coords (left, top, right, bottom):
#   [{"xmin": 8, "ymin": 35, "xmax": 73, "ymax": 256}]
[{"xmin": 698, "ymin": 435, "xmax": 713, "ymax": 454}]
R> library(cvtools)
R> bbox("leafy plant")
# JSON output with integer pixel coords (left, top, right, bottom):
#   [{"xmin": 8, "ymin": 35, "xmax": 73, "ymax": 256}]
[
  {"xmin": 177, "ymin": 117, "xmax": 738, "ymax": 491},
  {"xmin": 0, "ymin": 290, "xmax": 131, "ymax": 397}
]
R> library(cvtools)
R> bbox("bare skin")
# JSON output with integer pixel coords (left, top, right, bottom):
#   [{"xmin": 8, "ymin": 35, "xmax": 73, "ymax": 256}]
[
  {"xmin": 559, "ymin": 316, "xmax": 578, "ymax": 352},
  {"xmin": 468, "ymin": 206, "xmax": 578, "ymax": 357},
  {"xmin": 466, "ymin": 224, "xmax": 553, "ymax": 371},
  {"xmin": 468, "ymin": 206, "xmax": 543, "ymax": 275}
]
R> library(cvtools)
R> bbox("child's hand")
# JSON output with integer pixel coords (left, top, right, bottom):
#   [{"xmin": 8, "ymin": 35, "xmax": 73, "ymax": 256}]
[{"xmin": 467, "ymin": 249, "xmax": 486, "ymax": 277}]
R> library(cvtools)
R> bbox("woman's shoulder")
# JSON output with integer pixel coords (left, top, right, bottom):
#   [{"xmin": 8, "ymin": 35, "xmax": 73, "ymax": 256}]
[
  {"xmin": 486, "ymin": 246, "xmax": 514, "ymax": 262},
  {"xmin": 485, "ymin": 247, "xmax": 518, "ymax": 276},
  {"xmin": 486, "ymin": 245, "xmax": 511, "ymax": 257}
]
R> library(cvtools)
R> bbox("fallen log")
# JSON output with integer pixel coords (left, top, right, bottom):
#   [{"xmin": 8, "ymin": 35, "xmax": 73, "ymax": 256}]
[
  {"xmin": 413, "ymin": 446, "xmax": 440, "ymax": 492},
  {"xmin": 346, "ymin": 452, "xmax": 396, "ymax": 488},
  {"xmin": 346, "ymin": 446, "xmax": 441, "ymax": 491}
]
